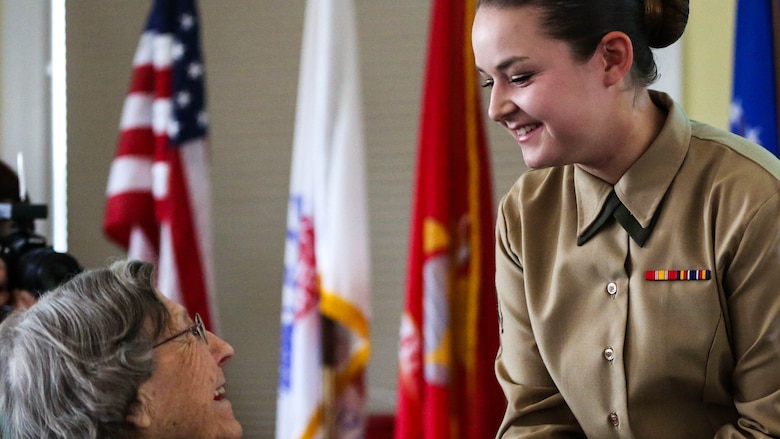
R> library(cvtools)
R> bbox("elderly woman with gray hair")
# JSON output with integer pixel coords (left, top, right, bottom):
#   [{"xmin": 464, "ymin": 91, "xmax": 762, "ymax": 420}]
[{"xmin": 0, "ymin": 259, "xmax": 242, "ymax": 439}]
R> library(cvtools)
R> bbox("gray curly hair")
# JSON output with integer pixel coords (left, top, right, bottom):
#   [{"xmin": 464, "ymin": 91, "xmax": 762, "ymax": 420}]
[{"xmin": 0, "ymin": 259, "xmax": 170, "ymax": 439}]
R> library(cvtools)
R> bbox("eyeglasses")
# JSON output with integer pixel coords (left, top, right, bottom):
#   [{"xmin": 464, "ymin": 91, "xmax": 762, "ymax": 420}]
[{"xmin": 153, "ymin": 313, "xmax": 208, "ymax": 348}]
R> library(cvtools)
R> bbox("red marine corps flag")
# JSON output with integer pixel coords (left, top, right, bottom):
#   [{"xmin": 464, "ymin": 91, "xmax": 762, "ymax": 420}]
[
  {"xmin": 104, "ymin": 0, "xmax": 218, "ymax": 330},
  {"xmin": 394, "ymin": 0, "xmax": 503, "ymax": 438}
]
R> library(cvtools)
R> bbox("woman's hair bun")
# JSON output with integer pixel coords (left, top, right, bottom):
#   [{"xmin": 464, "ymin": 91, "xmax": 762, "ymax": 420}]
[{"xmin": 644, "ymin": 0, "xmax": 690, "ymax": 48}]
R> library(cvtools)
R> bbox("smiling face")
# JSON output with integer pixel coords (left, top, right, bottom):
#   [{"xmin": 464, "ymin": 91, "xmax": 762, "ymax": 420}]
[
  {"xmin": 472, "ymin": 5, "xmax": 620, "ymax": 170},
  {"xmin": 130, "ymin": 294, "xmax": 242, "ymax": 439}
]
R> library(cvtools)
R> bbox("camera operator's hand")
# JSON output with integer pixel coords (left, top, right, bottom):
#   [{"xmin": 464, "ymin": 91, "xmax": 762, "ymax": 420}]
[
  {"xmin": 0, "ymin": 258, "xmax": 9, "ymax": 303},
  {"xmin": 12, "ymin": 288, "xmax": 37, "ymax": 310},
  {"xmin": 0, "ymin": 259, "xmax": 37, "ymax": 314},
  {"xmin": 0, "ymin": 289, "xmax": 10, "ymax": 310},
  {"xmin": 0, "ymin": 259, "xmax": 12, "ymax": 321}
]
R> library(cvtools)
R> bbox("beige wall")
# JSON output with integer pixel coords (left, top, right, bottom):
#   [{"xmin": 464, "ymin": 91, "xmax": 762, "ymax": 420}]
[{"xmin": 683, "ymin": 2, "xmax": 736, "ymax": 129}]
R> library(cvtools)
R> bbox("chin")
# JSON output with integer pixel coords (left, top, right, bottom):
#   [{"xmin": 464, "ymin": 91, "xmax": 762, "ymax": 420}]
[
  {"xmin": 519, "ymin": 148, "xmax": 550, "ymax": 169},
  {"xmin": 228, "ymin": 425, "xmax": 243, "ymax": 439},
  {"xmin": 521, "ymin": 156, "xmax": 555, "ymax": 170},
  {"xmin": 520, "ymin": 150, "xmax": 570, "ymax": 170},
  {"xmin": 215, "ymin": 423, "xmax": 243, "ymax": 439},
  {"xmin": 219, "ymin": 416, "xmax": 243, "ymax": 438}
]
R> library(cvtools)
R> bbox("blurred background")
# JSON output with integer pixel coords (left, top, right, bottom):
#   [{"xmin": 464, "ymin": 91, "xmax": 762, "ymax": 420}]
[{"xmin": 0, "ymin": 1, "xmax": 736, "ymax": 437}]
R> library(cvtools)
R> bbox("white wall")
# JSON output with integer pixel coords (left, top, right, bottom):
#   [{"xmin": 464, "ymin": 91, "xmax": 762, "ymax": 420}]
[{"xmin": 0, "ymin": 1, "xmax": 51, "ymax": 236}]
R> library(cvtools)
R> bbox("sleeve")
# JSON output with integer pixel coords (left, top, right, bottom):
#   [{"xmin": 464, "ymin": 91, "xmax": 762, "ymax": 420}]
[
  {"xmin": 714, "ymin": 190, "xmax": 780, "ymax": 438},
  {"xmin": 494, "ymin": 194, "xmax": 585, "ymax": 439}
]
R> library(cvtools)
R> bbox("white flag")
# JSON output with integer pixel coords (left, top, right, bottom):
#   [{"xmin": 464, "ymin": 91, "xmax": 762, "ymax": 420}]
[{"xmin": 276, "ymin": 0, "xmax": 371, "ymax": 437}]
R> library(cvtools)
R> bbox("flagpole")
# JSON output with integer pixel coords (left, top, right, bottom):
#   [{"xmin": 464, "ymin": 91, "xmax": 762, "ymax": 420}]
[{"xmin": 321, "ymin": 314, "xmax": 336, "ymax": 439}]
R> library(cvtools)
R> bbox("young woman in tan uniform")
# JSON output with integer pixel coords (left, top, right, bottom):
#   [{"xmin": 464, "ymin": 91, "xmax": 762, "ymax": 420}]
[{"xmin": 472, "ymin": 1, "xmax": 780, "ymax": 437}]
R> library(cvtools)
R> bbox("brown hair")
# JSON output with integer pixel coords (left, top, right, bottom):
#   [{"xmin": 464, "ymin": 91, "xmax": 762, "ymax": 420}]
[{"xmin": 477, "ymin": 0, "xmax": 689, "ymax": 87}]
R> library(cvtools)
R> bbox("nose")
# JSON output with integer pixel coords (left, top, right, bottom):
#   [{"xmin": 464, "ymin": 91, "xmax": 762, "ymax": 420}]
[
  {"xmin": 207, "ymin": 330, "xmax": 236, "ymax": 366},
  {"xmin": 487, "ymin": 84, "xmax": 516, "ymax": 123}
]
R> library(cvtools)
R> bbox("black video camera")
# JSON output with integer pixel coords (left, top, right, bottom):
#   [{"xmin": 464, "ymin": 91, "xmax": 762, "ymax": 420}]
[{"xmin": 0, "ymin": 202, "xmax": 82, "ymax": 297}]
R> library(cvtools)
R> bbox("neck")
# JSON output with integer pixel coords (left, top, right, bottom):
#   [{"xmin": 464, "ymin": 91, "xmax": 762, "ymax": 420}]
[{"xmin": 579, "ymin": 89, "xmax": 666, "ymax": 185}]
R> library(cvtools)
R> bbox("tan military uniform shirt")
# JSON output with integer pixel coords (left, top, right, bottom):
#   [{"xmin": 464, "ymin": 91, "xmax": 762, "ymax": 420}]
[{"xmin": 495, "ymin": 91, "xmax": 780, "ymax": 438}]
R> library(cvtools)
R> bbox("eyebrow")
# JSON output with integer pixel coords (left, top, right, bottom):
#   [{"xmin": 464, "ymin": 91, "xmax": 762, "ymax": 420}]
[
  {"xmin": 477, "ymin": 55, "xmax": 531, "ymax": 74},
  {"xmin": 496, "ymin": 56, "xmax": 530, "ymax": 71}
]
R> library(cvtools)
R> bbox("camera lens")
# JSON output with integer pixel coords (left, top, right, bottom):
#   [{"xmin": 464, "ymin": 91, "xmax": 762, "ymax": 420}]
[
  {"xmin": 0, "ymin": 203, "xmax": 83, "ymax": 300},
  {"xmin": 15, "ymin": 247, "xmax": 82, "ymax": 295}
]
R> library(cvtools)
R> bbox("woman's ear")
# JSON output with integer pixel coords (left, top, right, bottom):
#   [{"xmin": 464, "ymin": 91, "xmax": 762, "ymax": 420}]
[
  {"xmin": 598, "ymin": 31, "xmax": 634, "ymax": 87},
  {"xmin": 125, "ymin": 391, "xmax": 153, "ymax": 429}
]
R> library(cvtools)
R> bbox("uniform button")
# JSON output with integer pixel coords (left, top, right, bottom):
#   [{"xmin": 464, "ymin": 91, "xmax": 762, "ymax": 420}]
[
  {"xmin": 604, "ymin": 347, "xmax": 615, "ymax": 362},
  {"xmin": 608, "ymin": 412, "xmax": 620, "ymax": 427},
  {"xmin": 606, "ymin": 282, "xmax": 618, "ymax": 296}
]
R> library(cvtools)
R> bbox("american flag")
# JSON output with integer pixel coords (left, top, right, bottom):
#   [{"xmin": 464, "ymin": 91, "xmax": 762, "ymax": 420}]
[{"xmin": 104, "ymin": 0, "xmax": 218, "ymax": 330}]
